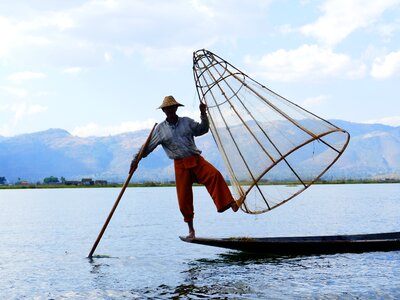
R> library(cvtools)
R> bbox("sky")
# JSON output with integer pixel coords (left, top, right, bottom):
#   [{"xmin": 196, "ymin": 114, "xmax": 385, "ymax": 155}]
[{"xmin": 0, "ymin": 0, "xmax": 400, "ymax": 137}]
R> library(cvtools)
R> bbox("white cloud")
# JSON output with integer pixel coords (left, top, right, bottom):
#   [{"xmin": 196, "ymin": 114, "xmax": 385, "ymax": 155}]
[
  {"xmin": 72, "ymin": 119, "xmax": 158, "ymax": 137},
  {"xmin": 0, "ymin": 86, "xmax": 28, "ymax": 97},
  {"xmin": 140, "ymin": 46, "xmax": 195, "ymax": 70},
  {"xmin": 301, "ymin": 95, "xmax": 328, "ymax": 108},
  {"xmin": 62, "ymin": 67, "xmax": 83, "ymax": 75},
  {"xmin": 376, "ymin": 20, "xmax": 400, "ymax": 40},
  {"xmin": 35, "ymin": 91, "xmax": 50, "ymax": 97},
  {"xmin": 0, "ymin": 125, "xmax": 12, "ymax": 136},
  {"xmin": 191, "ymin": 0, "xmax": 216, "ymax": 18},
  {"xmin": 50, "ymin": 12, "xmax": 76, "ymax": 31},
  {"xmin": 1, "ymin": 0, "xmax": 399, "ymax": 138},
  {"xmin": 370, "ymin": 50, "xmax": 400, "ymax": 79},
  {"xmin": 277, "ymin": 24, "xmax": 294, "ymax": 35},
  {"xmin": 300, "ymin": 0, "xmax": 400, "ymax": 46},
  {"xmin": 362, "ymin": 131, "xmax": 390, "ymax": 139},
  {"xmin": 8, "ymin": 71, "xmax": 47, "ymax": 81},
  {"xmin": 0, "ymin": 0, "xmax": 272, "ymax": 69},
  {"xmin": 104, "ymin": 52, "xmax": 112, "ymax": 62},
  {"xmin": 0, "ymin": 16, "xmax": 18, "ymax": 57},
  {"xmin": 11, "ymin": 102, "xmax": 48, "ymax": 121},
  {"xmin": 0, "ymin": 10, "xmax": 76, "ymax": 60},
  {"xmin": 366, "ymin": 116, "xmax": 400, "ymax": 126},
  {"xmin": 244, "ymin": 44, "xmax": 367, "ymax": 81},
  {"xmin": 179, "ymin": 108, "xmax": 204, "ymax": 121},
  {"xmin": 25, "ymin": 35, "xmax": 52, "ymax": 46}
]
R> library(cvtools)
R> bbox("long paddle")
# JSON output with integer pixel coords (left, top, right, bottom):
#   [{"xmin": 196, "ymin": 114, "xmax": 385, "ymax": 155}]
[{"xmin": 88, "ymin": 123, "xmax": 157, "ymax": 258}]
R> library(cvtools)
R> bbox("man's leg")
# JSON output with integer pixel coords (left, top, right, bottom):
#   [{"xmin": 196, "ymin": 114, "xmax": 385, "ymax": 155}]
[
  {"xmin": 174, "ymin": 160, "xmax": 195, "ymax": 238},
  {"xmin": 195, "ymin": 156, "xmax": 238, "ymax": 212},
  {"xmin": 187, "ymin": 220, "xmax": 195, "ymax": 239}
]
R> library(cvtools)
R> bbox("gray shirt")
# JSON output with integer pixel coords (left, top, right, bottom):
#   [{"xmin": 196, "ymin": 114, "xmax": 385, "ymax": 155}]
[{"xmin": 143, "ymin": 115, "xmax": 209, "ymax": 159}]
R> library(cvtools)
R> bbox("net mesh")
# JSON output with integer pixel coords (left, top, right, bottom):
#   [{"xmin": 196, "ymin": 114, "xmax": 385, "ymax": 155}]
[{"xmin": 193, "ymin": 49, "xmax": 350, "ymax": 214}]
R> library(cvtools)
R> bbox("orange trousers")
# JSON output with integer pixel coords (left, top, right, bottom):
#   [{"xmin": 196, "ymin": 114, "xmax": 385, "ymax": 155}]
[{"xmin": 174, "ymin": 155, "xmax": 234, "ymax": 222}]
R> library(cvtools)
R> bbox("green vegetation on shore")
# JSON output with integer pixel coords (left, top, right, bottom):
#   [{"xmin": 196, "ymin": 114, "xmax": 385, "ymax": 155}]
[{"xmin": 1, "ymin": 179, "xmax": 399, "ymax": 189}]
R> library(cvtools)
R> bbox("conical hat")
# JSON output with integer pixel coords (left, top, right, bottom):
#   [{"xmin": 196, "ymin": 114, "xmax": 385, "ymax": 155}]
[{"xmin": 158, "ymin": 95, "xmax": 184, "ymax": 109}]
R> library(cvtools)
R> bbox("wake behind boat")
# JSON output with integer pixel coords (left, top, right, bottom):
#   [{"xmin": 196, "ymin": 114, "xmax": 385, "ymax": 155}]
[{"xmin": 180, "ymin": 231, "xmax": 400, "ymax": 255}]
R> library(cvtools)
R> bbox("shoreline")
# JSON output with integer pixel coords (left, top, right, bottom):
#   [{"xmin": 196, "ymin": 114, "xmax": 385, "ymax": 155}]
[{"xmin": 1, "ymin": 179, "xmax": 399, "ymax": 189}]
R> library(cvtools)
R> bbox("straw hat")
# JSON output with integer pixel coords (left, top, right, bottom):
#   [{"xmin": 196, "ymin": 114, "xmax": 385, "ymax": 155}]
[{"xmin": 158, "ymin": 95, "xmax": 184, "ymax": 109}]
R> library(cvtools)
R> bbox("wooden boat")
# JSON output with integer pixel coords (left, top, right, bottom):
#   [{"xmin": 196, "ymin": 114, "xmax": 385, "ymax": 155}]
[{"xmin": 180, "ymin": 231, "xmax": 400, "ymax": 255}]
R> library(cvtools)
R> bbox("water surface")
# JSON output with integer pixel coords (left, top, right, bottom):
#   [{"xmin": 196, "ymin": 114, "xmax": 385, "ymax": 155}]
[{"xmin": 0, "ymin": 184, "xmax": 399, "ymax": 299}]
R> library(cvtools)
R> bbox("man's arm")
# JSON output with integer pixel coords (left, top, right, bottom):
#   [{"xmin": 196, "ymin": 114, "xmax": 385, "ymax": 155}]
[
  {"xmin": 129, "ymin": 125, "xmax": 161, "ymax": 172},
  {"xmin": 192, "ymin": 102, "xmax": 209, "ymax": 136},
  {"xmin": 200, "ymin": 102, "xmax": 207, "ymax": 116}
]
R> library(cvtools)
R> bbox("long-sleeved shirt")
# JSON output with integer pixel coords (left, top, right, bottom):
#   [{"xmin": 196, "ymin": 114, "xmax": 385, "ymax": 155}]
[{"xmin": 142, "ymin": 115, "xmax": 209, "ymax": 160}]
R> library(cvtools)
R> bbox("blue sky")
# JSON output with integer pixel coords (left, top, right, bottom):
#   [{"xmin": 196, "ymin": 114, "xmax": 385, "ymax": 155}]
[{"xmin": 0, "ymin": 0, "xmax": 399, "ymax": 137}]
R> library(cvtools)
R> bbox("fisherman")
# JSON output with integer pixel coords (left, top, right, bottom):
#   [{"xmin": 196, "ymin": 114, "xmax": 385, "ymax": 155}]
[{"xmin": 131, "ymin": 95, "xmax": 239, "ymax": 239}]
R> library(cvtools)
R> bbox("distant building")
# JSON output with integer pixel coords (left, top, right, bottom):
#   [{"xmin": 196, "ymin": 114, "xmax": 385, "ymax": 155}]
[
  {"xmin": 81, "ymin": 178, "xmax": 94, "ymax": 186},
  {"xmin": 94, "ymin": 180, "xmax": 108, "ymax": 186},
  {"xmin": 65, "ymin": 180, "xmax": 80, "ymax": 186},
  {"xmin": 46, "ymin": 181, "xmax": 61, "ymax": 185}
]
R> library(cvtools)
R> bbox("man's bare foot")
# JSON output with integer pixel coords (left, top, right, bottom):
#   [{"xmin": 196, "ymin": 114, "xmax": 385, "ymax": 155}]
[
  {"xmin": 231, "ymin": 200, "xmax": 239, "ymax": 212},
  {"xmin": 186, "ymin": 230, "xmax": 195, "ymax": 239},
  {"xmin": 186, "ymin": 221, "xmax": 195, "ymax": 239}
]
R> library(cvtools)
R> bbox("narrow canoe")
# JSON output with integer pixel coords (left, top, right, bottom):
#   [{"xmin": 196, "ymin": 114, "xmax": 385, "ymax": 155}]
[{"xmin": 179, "ymin": 231, "xmax": 400, "ymax": 255}]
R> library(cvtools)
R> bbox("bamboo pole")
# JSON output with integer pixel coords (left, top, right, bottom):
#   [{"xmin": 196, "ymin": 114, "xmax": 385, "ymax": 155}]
[{"xmin": 88, "ymin": 123, "xmax": 157, "ymax": 258}]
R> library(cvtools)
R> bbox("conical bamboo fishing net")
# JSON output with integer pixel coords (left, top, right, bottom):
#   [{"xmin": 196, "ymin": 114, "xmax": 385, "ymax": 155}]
[{"xmin": 193, "ymin": 49, "xmax": 350, "ymax": 214}]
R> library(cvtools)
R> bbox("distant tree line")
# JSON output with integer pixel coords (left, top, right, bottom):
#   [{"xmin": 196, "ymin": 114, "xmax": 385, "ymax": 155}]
[
  {"xmin": 42, "ymin": 176, "xmax": 67, "ymax": 184},
  {"xmin": 0, "ymin": 176, "xmax": 108, "ymax": 186},
  {"xmin": 0, "ymin": 176, "xmax": 7, "ymax": 185}
]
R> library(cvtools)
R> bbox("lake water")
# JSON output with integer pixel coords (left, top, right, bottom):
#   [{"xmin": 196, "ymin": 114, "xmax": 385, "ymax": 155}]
[{"xmin": 0, "ymin": 183, "xmax": 400, "ymax": 299}]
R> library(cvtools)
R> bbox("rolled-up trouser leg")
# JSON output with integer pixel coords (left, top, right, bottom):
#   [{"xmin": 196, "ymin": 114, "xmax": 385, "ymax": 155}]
[
  {"xmin": 174, "ymin": 160, "xmax": 194, "ymax": 223},
  {"xmin": 194, "ymin": 156, "xmax": 234, "ymax": 212}
]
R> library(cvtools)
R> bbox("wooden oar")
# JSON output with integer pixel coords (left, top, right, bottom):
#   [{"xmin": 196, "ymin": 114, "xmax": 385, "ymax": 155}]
[{"xmin": 88, "ymin": 123, "xmax": 157, "ymax": 258}]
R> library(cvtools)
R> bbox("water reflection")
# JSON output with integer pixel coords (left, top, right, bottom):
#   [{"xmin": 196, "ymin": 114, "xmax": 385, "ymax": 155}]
[
  {"xmin": 138, "ymin": 282, "xmax": 252, "ymax": 299},
  {"xmin": 144, "ymin": 252, "xmax": 351, "ymax": 299},
  {"xmin": 84, "ymin": 247, "xmax": 400, "ymax": 299},
  {"xmin": 133, "ymin": 252, "xmax": 299, "ymax": 299}
]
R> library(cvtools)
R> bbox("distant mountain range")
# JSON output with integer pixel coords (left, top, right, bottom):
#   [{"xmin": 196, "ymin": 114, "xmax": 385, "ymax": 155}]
[{"xmin": 0, "ymin": 120, "xmax": 399, "ymax": 183}]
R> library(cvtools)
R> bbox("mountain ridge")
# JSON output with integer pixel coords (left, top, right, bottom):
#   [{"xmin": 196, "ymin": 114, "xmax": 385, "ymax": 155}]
[{"xmin": 0, "ymin": 120, "xmax": 399, "ymax": 183}]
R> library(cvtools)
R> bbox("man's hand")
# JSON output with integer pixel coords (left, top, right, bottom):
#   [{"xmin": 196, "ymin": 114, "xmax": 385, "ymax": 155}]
[
  {"xmin": 129, "ymin": 153, "xmax": 140, "ymax": 173},
  {"xmin": 199, "ymin": 102, "xmax": 207, "ymax": 115}
]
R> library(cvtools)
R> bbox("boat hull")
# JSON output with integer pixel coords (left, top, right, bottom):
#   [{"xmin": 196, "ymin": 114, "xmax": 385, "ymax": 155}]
[{"xmin": 179, "ymin": 232, "xmax": 400, "ymax": 255}]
